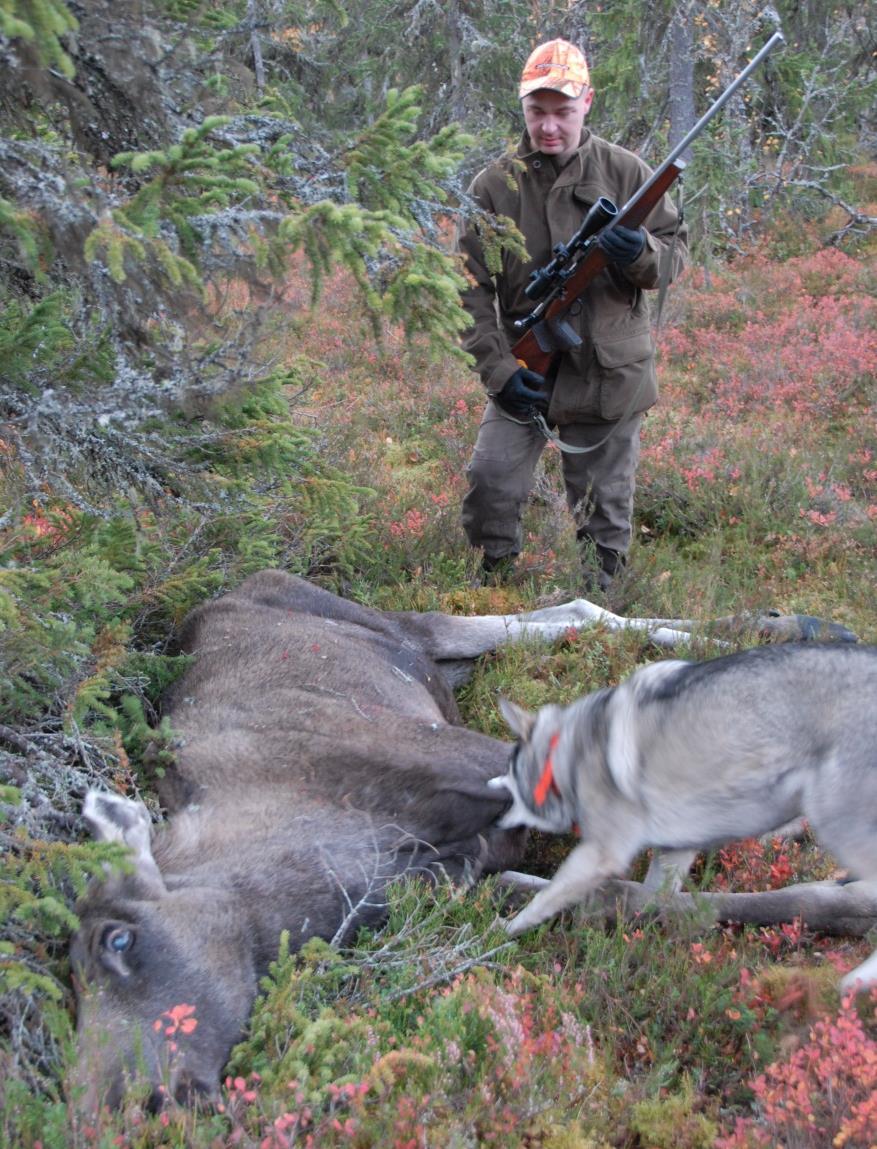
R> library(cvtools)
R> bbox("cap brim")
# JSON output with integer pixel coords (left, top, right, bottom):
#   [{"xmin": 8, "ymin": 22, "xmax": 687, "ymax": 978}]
[{"xmin": 519, "ymin": 78, "xmax": 587, "ymax": 99}]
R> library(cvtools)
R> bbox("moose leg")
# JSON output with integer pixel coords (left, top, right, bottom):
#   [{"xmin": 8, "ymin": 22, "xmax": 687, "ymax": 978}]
[
  {"xmin": 497, "ymin": 873, "xmax": 877, "ymax": 941},
  {"xmin": 396, "ymin": 600, "xmax": 695, "ymax": 670},
  {"xmin": 631, "ymin": 878, "xmax": 877, "ymax": 938},
  {"xmin": 395, "ymin": 601, "xmax": 858, "ymax": 671}
]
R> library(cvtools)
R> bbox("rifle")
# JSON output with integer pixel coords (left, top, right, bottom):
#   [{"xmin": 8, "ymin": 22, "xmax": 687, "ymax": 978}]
[{"xmin": 511, "ymin": 30, "xmax": 785, "ymax": 379}]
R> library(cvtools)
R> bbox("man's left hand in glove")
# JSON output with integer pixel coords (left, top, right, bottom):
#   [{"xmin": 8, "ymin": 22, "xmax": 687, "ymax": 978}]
[{"xmin": 598, "ymin": 224, "xmax": 645, "ymax": 266}]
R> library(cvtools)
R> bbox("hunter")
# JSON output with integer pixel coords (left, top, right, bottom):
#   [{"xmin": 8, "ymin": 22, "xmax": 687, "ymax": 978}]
[{"xmin": 457, "ymin": 38, "xmax": 688, "ymax": 589}]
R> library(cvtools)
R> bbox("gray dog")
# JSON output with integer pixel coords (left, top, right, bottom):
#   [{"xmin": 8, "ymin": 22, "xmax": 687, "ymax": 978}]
[{"xmin": 491, "ymin": 643, "xmax": 877, "ymax": 992}]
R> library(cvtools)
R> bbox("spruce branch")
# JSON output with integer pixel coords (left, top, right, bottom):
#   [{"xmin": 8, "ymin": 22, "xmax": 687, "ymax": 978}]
[{"xmin": 1, "ymin": 0, "xmax": 78, "ymax": 78}]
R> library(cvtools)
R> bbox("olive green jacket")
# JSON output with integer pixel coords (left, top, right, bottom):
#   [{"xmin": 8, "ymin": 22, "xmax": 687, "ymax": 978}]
[{"xmin": 457, "ymin": 128, "xmax": 688, "ymax": 425}]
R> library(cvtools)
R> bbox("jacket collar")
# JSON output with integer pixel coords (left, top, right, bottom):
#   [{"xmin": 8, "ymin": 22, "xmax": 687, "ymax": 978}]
[{"xmin": 516, "ymin": 128, "xmax": 593, "ymax": 186}]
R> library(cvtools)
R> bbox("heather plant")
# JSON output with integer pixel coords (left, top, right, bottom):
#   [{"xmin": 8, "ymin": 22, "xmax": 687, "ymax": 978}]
[
  {"xmin": 219, "ymin": 893, "xmax": 621, "ymax": 1148},
  {"xmin": 661, "ymin": 253, "xmax": 876, "ymax": 421},
  {"xmin": 717, "ymin": 990, "xmax": 877, "ymax": 1149},
  {"xmin": 629, "ymin": 1076, "xmax": 718, "ymax": 1149},
  {"xmin": 708, "ymin": 832, "xmax": 836, "ymax": 895},
  {"xmin": 629, "ymin": 241, "xmax": 876, "ymax": 628}
]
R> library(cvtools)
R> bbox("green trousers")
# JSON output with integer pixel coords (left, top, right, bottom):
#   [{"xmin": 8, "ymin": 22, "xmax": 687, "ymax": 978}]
[{"xmin": 461, "ymin": 399, "xmax": 642, "ymax": 565}]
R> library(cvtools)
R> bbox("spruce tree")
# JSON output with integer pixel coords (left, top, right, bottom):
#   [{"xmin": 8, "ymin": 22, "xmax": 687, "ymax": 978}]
[{"xmin": 0, "ymin": 0, "xmax": 521, "ymax": 1095}]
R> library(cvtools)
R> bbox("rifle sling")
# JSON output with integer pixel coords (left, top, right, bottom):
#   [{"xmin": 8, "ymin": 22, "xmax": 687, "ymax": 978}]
[{"xmin": 652, "ymin": 179, "xmax": 684, "ymax": 343}]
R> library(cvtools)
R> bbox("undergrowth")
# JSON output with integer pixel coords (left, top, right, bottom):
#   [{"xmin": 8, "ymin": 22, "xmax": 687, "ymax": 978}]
[{"xmin": 1, "ymin": 223, "xmax": 876, "ymax": 1145}]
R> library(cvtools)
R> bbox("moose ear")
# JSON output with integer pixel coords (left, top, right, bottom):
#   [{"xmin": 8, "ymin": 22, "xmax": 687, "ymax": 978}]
[
  {"xmin": 498, "ymin": 697, "xmax": 537, "ymax": 741},
  {"xmin": 83, "ymin": 791, "xmax": 165, "ymax": 892}
]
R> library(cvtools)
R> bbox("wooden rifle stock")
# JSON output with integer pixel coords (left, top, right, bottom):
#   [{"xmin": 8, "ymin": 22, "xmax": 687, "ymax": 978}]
[{"xmin": 511, "ymin": 160, "xmax": 684, "ymax": 377}]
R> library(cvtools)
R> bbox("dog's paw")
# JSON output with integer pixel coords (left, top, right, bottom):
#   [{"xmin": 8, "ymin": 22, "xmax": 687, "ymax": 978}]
[{"xmin": 502, "ymin": 912, "xmax": 529, "ymax": 938}]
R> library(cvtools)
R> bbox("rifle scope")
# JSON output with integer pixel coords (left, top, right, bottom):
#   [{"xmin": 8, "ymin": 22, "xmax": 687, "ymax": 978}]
[{"xmin": 524, "ymin": 195, "xmax": 618, "ymax": 301}]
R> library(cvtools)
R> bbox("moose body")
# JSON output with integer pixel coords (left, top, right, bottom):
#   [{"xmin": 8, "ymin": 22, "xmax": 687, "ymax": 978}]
[
  {"xmin": 71, "ymin": 570, "xmax": 538, "ymax": 1110},
  {"xmin": 71, "ymin": 570, "xmax": 865, "ymax": 1111}
]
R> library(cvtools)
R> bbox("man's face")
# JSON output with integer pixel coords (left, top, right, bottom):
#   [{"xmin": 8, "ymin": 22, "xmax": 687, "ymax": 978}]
[{"xmin": 522, "ymin": 88, "xmax": 593, "ymax": 162}]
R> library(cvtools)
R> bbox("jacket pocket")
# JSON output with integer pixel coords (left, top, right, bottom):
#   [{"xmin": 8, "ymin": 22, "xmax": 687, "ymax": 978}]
[{"xmin": 593, "ymin": 329, "xmax": 657, "ymax": 420}]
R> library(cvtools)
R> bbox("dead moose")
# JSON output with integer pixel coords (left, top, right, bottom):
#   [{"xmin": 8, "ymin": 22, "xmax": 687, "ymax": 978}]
[{"xmin": 71, "ymin": 569, "xmax": 869, "ymax": 1112}]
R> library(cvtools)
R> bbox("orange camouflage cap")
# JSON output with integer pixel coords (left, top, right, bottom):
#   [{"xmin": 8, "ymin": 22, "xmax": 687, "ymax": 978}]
[{"xmin": 519, "ymin": 39, "xmax": 590, "ymax": 99}]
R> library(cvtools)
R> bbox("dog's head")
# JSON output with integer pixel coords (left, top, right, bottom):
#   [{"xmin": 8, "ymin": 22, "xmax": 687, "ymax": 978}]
[{"xmin": 489, "ymin": 698, "xmax": 577, "ymax": 834}]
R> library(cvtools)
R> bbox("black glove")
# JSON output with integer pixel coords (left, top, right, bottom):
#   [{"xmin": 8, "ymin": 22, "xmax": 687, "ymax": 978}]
[
  {"xmin": 495, "ymin": 367, "xmax": 549, "ymax": 418},
  {"xmin": 598, "ymin": 224, "xmax": 645, "ymax": 266}
]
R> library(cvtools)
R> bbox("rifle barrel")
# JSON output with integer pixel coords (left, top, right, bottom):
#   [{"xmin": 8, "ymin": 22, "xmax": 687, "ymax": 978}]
[{"xmin": 621, "ymin": 30, "xmax": 785, "ymax": 221}]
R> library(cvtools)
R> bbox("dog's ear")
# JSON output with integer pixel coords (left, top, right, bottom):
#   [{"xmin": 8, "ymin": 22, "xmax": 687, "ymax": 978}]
[{"xmin": 499, "ymin": 697, "xmax": 537, "ymax": 741}]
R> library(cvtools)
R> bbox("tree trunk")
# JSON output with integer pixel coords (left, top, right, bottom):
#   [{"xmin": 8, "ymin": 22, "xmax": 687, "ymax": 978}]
[
  {"xmin": 445, "ymin": 0, "xmax": 465, "ymax": 124},
  {"xmin": 667, "ymin": 2, "xmax": 696, "ymax": 161}
]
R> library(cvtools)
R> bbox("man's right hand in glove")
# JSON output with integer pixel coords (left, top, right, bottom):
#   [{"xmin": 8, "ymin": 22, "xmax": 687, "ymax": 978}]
[{"xmin": 494, "ymin": 367, "xmax": 549, "ymax": 418}]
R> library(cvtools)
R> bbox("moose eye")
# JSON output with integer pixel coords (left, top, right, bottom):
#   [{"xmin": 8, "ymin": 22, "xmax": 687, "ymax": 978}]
[{"xmin": 102, "ymin": 926, "xmax": 134, "ymax": 954}]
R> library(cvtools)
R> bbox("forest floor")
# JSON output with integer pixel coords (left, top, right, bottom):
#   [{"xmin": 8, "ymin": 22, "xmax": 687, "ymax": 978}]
[{"xmin": 2, "ymin": 220, "xmax": 876, "ymax": 1147}]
